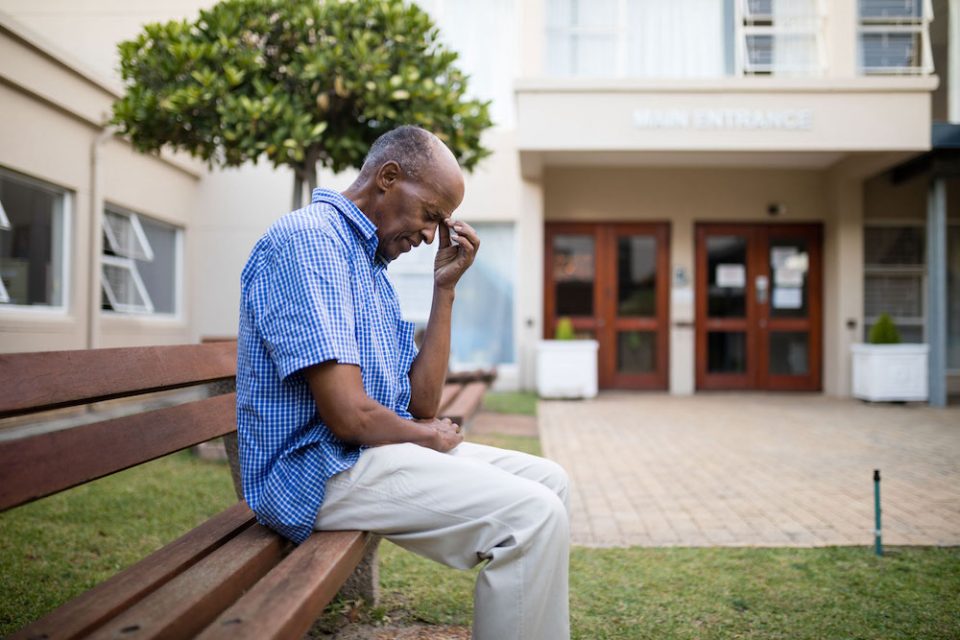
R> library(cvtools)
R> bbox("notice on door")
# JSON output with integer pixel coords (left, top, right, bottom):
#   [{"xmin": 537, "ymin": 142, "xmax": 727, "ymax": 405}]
[
  {"xmin": 716, "ymin": 264, "xmax": 746, "ymax": 288},
  {"xmin": 772, "ymin": 287, "xmax": 803, "ymax": 309}
]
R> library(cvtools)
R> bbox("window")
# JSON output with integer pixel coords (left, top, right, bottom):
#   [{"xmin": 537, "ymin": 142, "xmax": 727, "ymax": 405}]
[
  {"xmin": 858, "ymin": 0, "xmax": 933, "ymax": 75},
  {"xmin": 739, "ymin": 0, "xmax": 824, "ymax": 76},
  {"xmin": 0, "ymin": 168, "xmax": 68, "ymax": 308},
  {"xmin": 545, "ymin": 0, "xmax": 729, "ymax": 78},
  {"xmin": 102, "ymin": 206, "xmax": 181, "ymax": 315},
  {"xmin": 863, "ymin": 225, "xmax": 925, "ymax": 343},
  {"xmin": 416, "ymin": 0, "xmax": 519, "ymax": 127},
  {"xmin": 387, "ymin": 222, "xmax": 516, "ymax": 367}
]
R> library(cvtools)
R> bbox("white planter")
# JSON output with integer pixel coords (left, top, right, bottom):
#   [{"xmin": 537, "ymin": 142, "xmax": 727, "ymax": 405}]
[
  {"xmin": 851, "ymin": 343, "xmax": 929, "ymax": 402},
  {"xmin": 536, "ymin": 340, "xmax": 599, "ymax": 399}
]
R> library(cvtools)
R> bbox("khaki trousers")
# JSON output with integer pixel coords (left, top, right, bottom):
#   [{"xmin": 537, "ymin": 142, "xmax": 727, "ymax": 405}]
[{"xmin": 315, "ymin": 441, "xmax": 571, "ymax": 640}]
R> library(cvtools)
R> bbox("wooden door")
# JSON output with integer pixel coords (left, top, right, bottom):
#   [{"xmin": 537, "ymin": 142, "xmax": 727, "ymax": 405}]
[
  {"xmin": 545, "ymin": 223, "xmax": 670, "ymax": 390},
  {"xmin": 695, "ymin": 223, "xmax": 822, "ymax": 391}
]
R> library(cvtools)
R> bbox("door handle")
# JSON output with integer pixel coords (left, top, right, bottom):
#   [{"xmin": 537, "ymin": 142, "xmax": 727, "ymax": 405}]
[{"xmin": 755, "ymin": 275, "xmax": 769, "ymax": 305}]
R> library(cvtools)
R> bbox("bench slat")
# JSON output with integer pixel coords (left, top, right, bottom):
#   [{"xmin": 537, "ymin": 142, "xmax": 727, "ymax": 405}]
[
  {"xmin": 8, "ymin": 502, "xmax": 255, "ymax": 640},
  {"xmin": 196, "ymin": 531, "xmax": 372, "ymax": 640},
  {"xmin": 86, "ymin": 523, "xmax": 288, "ymax": 640},
  {"xmin": 440, "ymin": 381, "xmax": 488, "ymax": 426},
  {"xmin": 0, "ymin": 342, "xmax": 237, "ymax": 418},
  {"xmin": 0, "ymin": 393, "xmax": 237, "ymax": 511}
]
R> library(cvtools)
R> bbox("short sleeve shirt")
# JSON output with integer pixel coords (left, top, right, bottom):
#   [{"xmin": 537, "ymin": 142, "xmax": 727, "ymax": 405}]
[{"xmin": 236, "ymin": 188, "xmax": 418, "ymax": 544}]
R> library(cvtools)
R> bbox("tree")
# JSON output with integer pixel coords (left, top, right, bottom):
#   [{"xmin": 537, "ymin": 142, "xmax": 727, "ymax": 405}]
[{"xmin": 112, "ymin": 0, "xmax": 492, "ymax": 208}]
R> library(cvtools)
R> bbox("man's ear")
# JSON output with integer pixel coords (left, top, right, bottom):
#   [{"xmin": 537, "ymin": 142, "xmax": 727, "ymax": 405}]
[{"xmin": 375, "ymin": 161, "xmax": 401, "ymax": 192}]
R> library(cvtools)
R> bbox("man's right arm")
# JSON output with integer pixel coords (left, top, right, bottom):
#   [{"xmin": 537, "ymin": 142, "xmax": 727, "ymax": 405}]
[{"xmin": 304, "ymin": 360, "xmax": 463, "ymax": 452}]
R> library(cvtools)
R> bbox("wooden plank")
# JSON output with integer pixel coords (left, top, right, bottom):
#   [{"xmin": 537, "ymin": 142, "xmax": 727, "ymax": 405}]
[
  {"xmin": 444, "ymin": 369, "xmax": 496, "ymax": 384},
  {"xmin": 438, "ymin": 383, "xmax": 462, "ymax": 414},
  {"xmin": 0, "ymin": 393, "xmax": 237, "ymax": 511},
  {"xmin": 8, "ymin": 502, "xmax": 255, "ymax": 640},
  {"xmin": 439, "ymin": 381, "xmax": 488, "ymax": 426},
  {"xmin": 86, "ymin": 523, "xmax": 288, "ymax": 640},
  {"xmin": 0, "ymin": 342, "xmax": 237, "ymax": 418},
  {"xmin": 196, "ymin": 531, "xmax": 371, "ymax": 640}
]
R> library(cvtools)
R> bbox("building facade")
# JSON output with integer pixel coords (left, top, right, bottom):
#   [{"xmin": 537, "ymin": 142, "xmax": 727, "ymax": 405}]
[{"xmin": 1, "ymin": 0, "xmax": 957, "ymax": 402}]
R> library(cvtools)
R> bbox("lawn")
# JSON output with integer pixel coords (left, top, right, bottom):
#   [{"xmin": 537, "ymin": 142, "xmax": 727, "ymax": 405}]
[{"xmin": 1, "ymin": 435, "xmax": 958, "ymax": 639}]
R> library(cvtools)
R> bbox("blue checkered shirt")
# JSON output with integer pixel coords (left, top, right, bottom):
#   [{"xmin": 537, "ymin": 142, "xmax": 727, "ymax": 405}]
[{"xmin": 236, "ymin": 188, "xmax": 418, "ymax": 544}]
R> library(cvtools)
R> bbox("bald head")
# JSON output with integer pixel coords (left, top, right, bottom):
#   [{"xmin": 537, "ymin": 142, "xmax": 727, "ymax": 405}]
[
  {"xmin": 343, "ymin": 126, "xmax": 465, "ymax": 261},
  {"xmin": 360, "ymin": 125, "xmax": 459, "ymax": 185}
]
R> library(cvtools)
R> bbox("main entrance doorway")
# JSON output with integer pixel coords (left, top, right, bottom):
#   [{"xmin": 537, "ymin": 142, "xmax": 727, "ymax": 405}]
[
  {"xmin": 695, "ymin": 223, "xmax": 822, "ymax": 391},
  {"xmin": 545, "ymin": 223, "xmax": 670, "ymax": 390}
]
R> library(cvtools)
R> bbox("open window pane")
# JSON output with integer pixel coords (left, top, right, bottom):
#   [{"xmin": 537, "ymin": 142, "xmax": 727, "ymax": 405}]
[
  {"xmin": 0, "ymin": 169, "xmax": 67, "ymax": 307},
  {"xmin": 102, "ymin": 207, "xmax": 180, "ymax": 315},
  {"xmin": 101, "ymin": 255, "xmax": 153, "ymax": 314},
  {"xmin": 103, "ymin": 209, "xmax": 153, "ymax": 262}
]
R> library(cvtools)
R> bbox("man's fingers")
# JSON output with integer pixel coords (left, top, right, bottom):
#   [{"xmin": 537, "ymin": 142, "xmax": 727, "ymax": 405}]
[
  {"xmin": 438, "ymin": 219, "xmax": 451, "ymax": 248},
  {"xmin": 451, "ymin": 221, "xmax": 479, "ymax": 251}
]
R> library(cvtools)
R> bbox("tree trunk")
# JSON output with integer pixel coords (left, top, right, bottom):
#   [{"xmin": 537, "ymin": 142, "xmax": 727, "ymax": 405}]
[{"xmin": 292, "ymin": 172, "xmax": 304, "ymax": 210}]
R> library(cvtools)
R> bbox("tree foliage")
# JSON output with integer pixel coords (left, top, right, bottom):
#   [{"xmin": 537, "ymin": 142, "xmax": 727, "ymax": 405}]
[{"xmin": 112, "ymin": 0, "xmax": 492, "ymax": 205}]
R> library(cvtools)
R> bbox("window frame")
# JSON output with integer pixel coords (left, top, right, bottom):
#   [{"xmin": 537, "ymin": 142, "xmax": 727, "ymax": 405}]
[
  {"xmin": 101, "ymin": 204, "xmax": 184, "ymax": 319},
  {"xmin": 545, "ymin": 0, "xmax": 627, "ymax": 77},
  {"xmin": 0, "ymin": 166, "xmax": 72, "ymax": 314},
  {"xmin": 857, "ymin": 0, "xmax": 934, "ymax": 75},
  {"xmin": 735, "ymin": 0, "xmax": 826, "ymax": 76}
]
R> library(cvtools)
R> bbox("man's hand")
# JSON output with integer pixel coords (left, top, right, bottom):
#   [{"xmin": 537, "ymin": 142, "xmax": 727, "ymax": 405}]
[
  {"xmin": 433, "ymin": 219, "xmax": 479, "ymax": 290},
  {"xmin": 415, "ymin": 417, "xmax": 463, "ymax": 452}
]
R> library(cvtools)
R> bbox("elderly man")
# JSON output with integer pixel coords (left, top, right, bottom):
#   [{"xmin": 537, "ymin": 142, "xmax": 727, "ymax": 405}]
[{"xmin": 236, "ymin": 126, "xmax": 570, "ymax": 640}]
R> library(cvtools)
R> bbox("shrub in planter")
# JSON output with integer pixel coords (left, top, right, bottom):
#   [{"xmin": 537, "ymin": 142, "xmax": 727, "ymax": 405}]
[
  {"xmin": 537, "ymin": 317, "xmax": 598, "ymax": 399},
  {"xmin": 852, "ymin": 313, "xmax": 928, "ymax": 402},
  {"xmin": 869, "ymin": 313, "xmax": 901, "ymax": 345}
]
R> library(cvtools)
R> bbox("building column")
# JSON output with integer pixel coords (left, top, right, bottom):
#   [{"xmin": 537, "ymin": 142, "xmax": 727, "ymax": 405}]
[
  {"xmin": 823, "ymin": 171, "xmax": 864, "ymax": 397},
  {"xmin": 518, "ymin": 178, "xmax": 545, "ymax": 392},
  {"xmin": 927, "ymin": 177, "xmax": 948, "ymax": 406}
]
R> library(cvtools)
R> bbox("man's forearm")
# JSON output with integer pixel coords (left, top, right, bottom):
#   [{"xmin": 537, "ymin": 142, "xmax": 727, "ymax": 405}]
[{"xmin": 407, "ymin": 285, "xmax": 455, "ymax": 418}]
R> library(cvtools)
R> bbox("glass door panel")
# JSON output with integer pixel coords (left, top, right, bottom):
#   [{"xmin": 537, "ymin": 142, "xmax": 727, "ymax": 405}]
[
  {"xmin": 769, "ymin": 239, "xmax": 810, "ymax": 319},
  {"xmin": 769, "ymin": 331, "xmax": 809, "ymax": 375},
  {"xmin": 617, "ymin": 235, "xmax": 657, "ymax": 316},
  {"xmin": 707, "ymin": 331, "xmax": 747, "ymax": 373},
  {"xmin": 617, "ymin": 330, "xmax": 657, "ymax": 374},
  {"xmin": 553, "ymin": 234, "xmax": 595, "ymax": 317},
  {"xmin": 706, "ymin": 236, "xmax": 748, "ymax": 318}
]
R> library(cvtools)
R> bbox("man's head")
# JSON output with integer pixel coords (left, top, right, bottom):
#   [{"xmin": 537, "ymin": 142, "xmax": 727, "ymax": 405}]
[{"xmin": 347, "ymin": 126, "xmax": 465, "ymax": 261}]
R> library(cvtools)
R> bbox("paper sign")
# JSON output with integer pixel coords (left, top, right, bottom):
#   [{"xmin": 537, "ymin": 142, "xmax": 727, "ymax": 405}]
[
  {"xmin": 772, "ymin": 287, "xmax": 803, "ymax": 309},
  {"xmin": 716, "ymin": 264, "xmax": 746, "ymax": 288},
  {"xmin": 771, "ymin": 247, "xmax": 797, "ymax": 269},
  {"xmin": 775, "ymin": 267, "xmax": 805, "ymax": 287}
]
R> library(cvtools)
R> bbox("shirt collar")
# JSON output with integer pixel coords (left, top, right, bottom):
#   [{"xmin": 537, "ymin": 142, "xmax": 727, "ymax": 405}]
[{"xmin": 310, "ymin": 188, "xmax": 384, "ymax": 269}]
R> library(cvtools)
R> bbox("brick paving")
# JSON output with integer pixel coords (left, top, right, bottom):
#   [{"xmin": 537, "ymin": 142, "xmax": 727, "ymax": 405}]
[{"xmin": 539, "ymin": 393, "xmax": 960, "ymax": 548}]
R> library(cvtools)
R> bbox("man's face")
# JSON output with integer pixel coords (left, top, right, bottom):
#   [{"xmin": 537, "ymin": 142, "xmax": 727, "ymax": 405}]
[{"xmin": 374, "ymin": 162, "xmax": 464, "ymax": 262}]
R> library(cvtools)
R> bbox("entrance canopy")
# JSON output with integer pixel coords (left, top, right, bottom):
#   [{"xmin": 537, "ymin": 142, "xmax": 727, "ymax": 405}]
[{"xmin": 516, "ymin": 77, "xmax": 936, "ymax": 178}]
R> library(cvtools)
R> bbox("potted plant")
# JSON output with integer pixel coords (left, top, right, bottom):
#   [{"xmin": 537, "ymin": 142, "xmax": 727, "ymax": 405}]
[
  {"xmin": 851, "ymin": 313, "xmax": 929, "ymax": 402},
  {"xmin": 536, "ymin": 317, "xmax": 599, "ymax": 399}
]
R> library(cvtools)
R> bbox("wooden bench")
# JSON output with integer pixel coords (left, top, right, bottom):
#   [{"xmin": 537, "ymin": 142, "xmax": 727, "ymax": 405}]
[{"xmin": 0, "ymin": 342, "xmax": 494, "ymax": 640}]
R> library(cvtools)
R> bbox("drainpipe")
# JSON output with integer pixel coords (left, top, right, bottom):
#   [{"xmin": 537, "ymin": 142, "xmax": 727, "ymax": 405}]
[
  {"xmin": 950, "ymin": 0, "xmax": 960, "ymax": 123},
  {"xmin": 87, "ymin": 125, "xmax": 112, "ymax": 350}
]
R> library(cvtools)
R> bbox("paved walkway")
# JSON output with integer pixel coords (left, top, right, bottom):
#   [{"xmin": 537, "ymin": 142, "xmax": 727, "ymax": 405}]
[{"xmin": 539, "ymin": 394, "xmax": 960, "ymax": 548}]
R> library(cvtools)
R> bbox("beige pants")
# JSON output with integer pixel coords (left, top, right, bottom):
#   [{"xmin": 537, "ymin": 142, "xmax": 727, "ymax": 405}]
[{"xmin": 315, "ymin": 441, "xmax": 571, "ymax": 640}]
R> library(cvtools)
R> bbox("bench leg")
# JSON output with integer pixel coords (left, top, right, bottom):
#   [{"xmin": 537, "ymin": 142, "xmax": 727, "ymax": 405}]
[{"xmin": 335, "ymin": 535, "xmax": 381, "ymax": 606}]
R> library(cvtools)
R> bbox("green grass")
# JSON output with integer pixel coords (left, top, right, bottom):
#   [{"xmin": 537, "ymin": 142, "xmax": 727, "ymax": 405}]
[
  {"xmin": 0, "ymin": 451, "xmax": 236, "ymax": 634},
  {"xmin": 373, "ymin": 542, "xmax": 960, "ymax": 639},
  {"xmin": 2, "ymin": 437, "xmax": 958, "ymax": 640},
  {"xmin": 480, "ymin": 390, "xmax": 538, "ymax": 416}
]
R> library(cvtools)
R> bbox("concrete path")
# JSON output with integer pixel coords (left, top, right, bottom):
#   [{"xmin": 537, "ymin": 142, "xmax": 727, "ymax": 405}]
[{"xmin": 539, "ymin": 394, "xmax": 960, "ymax": 548}]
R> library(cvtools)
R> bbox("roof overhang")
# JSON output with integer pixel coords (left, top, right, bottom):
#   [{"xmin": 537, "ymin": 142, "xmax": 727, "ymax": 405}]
[{"xmin": 516, "ymin": 77, "xmax": 938, "ymax": 179}]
